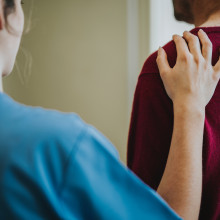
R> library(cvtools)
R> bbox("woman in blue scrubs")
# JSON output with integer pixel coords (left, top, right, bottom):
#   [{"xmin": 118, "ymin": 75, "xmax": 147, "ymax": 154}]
[{"xmin": 0, "ymin": 1, "xmax": 220, "ymax": 220}]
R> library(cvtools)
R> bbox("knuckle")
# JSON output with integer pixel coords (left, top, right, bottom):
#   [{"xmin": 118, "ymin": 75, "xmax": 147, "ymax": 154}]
[
  {"xmin": 195, "ymin": 55, "xmax": 206, "ymax": 66},
  {"xmin": 214, "ymin": 72, "xmax": 220, "ymax": 81},
  {"xmin": 160, "ymin": 68, "xmax": 170, "ymax": 77},
  {"xmin": 174, "ymin": 37, "xmax": 180, "ymax": 43},
  {"xmin": 202, "ymin": 62, "xmax": 208, "ymax": 69},
  {"xmin": 180, "ymin": 53, "xmax": 190, "ymax": 62},
  {"xmin": 194, "ymin": 56, "xmax": 200, "ymax": 64},
  {"xmin": 156, "ymin": 56, "xmax": 162, "ymax": 63},
  {"xmin": 160, "ymin": 69, "xmax": 167, "ymax": 76},
  {"xmin": 204, "ymin": 41, "xmax": 212, "ymax": 49},
  {"xmin": 185, "ymin": 33, "xmax": 198, "ymax": 43},
  {"xmin": 183, "ymin": 31, "xmax": 188, "ymax": 37},
  {"xmin": 190, "ymin": 35, "xmax": 198, "ymax": 43},
  {"xmin": 174, "ymin": 35, "xmax": 182, "ymax": 43}
]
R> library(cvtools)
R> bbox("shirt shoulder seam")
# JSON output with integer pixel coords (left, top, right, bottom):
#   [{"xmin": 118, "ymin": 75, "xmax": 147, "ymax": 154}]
[{"xmin": 57, "ymin": 123, "xmax": 88, "ymax": 196}]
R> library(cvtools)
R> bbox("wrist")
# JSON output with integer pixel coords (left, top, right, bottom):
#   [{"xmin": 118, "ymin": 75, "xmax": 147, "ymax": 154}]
[{"xmin": 173, "ymin": 101, "xmax": 205, "ymax": 118}]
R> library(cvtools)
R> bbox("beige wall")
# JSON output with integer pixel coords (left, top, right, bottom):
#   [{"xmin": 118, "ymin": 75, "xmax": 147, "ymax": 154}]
[{"xmin": 3, "ymin": 0, "xmax": 150, "ymax": 163}]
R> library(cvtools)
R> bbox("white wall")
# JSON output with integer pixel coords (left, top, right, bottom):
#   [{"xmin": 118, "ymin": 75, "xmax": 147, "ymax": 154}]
[
  {"xmin": 127, "ymin": 0, "xmax": 139, "ymax": 114},
  {"xmin": 149, "ymin": 0, "xmax": 193, "ymax": 53},
  {"xmin": 127, "ymin": 0, "xmax": 151, "ymax": 115}
]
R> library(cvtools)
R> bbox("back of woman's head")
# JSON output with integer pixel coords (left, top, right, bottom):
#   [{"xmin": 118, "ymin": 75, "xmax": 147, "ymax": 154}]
[
  {"xmin": 4, "ymin": 0, "xmax": 15, "ymax": 22},
  {"xmin": 0, "ymin": 0, "xmax": 24, "ymax": 77}
]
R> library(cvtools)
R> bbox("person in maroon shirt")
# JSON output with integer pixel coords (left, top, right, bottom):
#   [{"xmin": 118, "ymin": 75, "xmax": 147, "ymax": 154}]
[{"xmin": 127, "ymin": 0, "xmax": 220, "ymax": 219}]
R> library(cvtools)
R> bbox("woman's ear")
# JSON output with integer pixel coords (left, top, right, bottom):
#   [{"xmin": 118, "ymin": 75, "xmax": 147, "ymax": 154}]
[{"xmin": 0, "ymin": 0, "xmax": 4, "ymax": 30}]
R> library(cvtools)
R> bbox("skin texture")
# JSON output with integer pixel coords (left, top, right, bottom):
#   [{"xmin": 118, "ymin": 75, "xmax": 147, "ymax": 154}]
[
  {"xmin": 0, "ymin": 0, "xmax": 24, "ymax": 92},
  {"xmin": 172, "ymin": 0, "xmax": 220, "ymax": 27},
  {"xmin": 1, "ymin": 0, "xmax": 220, "ymax": 219},
  {"xmin": 156, "ymin": 30, "xmax": 220, "ymax": 219}
]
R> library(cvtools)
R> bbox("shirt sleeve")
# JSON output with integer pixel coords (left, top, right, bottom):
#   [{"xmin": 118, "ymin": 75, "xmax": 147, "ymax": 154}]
[
  {"xmin": 127, "ymin": 74, "xmax": 174, "ymax": 190},
  {"xmin": 59, "ymin": 124, "xmax": 181, "ymax": 220}
]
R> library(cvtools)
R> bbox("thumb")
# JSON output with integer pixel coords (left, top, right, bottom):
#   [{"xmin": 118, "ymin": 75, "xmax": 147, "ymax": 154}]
[
  {"xmin": 213, "ymin": 56, "xmax": 220, "ymax": 80},
  {"xmin": 156, "ymin": 47, "xmax": 171, "ymax": 78}
]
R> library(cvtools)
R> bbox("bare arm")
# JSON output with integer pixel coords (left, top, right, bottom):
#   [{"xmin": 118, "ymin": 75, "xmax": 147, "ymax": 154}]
[
  {"xmin": 158, "ymin": 102, "xmax": 204, "ymax": 219},
  {"xmin": 156, "ymin": 30, "xmax": 220, "ymax": 219}
]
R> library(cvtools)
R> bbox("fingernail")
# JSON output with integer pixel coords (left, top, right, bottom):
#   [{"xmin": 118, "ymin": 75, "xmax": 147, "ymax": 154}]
[
  {"xmin": 199, "ymin": 29, "xmax": 204, "ymax": 34},
  {"xmin": 158, "ymin": 47, "xmax": 164, "ymax": 56},
  {"xmin": 158, "ymin": 47, "xmax": 162, "ymax": 54},
  {"xmin": 173, "ymin": 34, "xmax": 180, "ymax": 38}
]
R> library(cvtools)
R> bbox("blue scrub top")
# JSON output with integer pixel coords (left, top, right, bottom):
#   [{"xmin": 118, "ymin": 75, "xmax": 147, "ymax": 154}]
[{"xmin": 0, "ymin": 93, "xmax": 182, "ymax": 220}]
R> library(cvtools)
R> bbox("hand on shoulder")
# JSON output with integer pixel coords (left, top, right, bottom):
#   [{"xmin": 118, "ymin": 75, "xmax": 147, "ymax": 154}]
[{"xmin": 156, "ymin": 29, "xmax": 220, "ymax": 112}]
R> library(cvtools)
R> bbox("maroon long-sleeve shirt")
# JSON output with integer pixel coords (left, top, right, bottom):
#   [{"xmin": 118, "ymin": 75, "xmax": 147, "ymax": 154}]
[{"xmin": 127, "ymin": 27, "xmax": 220, "ymax": 220}]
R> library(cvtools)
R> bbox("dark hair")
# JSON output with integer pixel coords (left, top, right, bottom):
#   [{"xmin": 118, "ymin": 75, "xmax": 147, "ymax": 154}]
[
  {"xmin": 3, "ymin": 0, "xmax": 16, "ymax": 32},
  {"xmin": 4, "ymin": 0, "xmax": 15, "ymax": 19}
]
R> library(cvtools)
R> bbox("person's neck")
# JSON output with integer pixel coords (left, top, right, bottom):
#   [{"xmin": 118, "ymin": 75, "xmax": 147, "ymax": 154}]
[
  {"xmin": 0, "ymin": 77, "xmax": 3, "ymax": 93},
  {"xmin": 195, "ymin": 10, "xmax": 220, "ymax": 27},
  {"xmin": 0, "ymin": 63, "xmax": 3, "ymax": 93}
]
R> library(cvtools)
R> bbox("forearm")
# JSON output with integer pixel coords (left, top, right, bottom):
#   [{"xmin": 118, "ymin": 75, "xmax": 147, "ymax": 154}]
[{"xmin": 157, "ymin": 102, "xmax": 205, "ymax": 220}]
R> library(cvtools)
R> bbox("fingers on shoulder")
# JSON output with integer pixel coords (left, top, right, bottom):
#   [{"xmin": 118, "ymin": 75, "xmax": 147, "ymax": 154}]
[
  {"xmin": 198, "ymin": 30, "xmax": 212, "ymax": 49},
  {"xmin": 214, "ymin": 57, "xmax": 220, "ymax": 78},
  {"xmin": 173, "ymin": 34, "xmax": 191, "ymax": 61},
  {"xmin": 198, "ymin": 29, "xmax": 213, "ymax": 61},
  {"xmin": 183, "ymin": 31, "xmax": 202, "ymax": 61},
  {"xmin": 183, "ymin": 31, "xmax": 200, "ymax": 46},
  {"xmin": 156, "ymin": 47, "xmax": 170, "ymax": 76}
]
